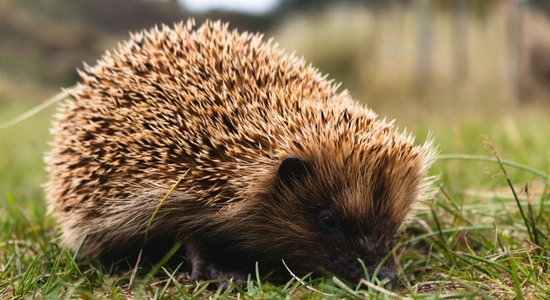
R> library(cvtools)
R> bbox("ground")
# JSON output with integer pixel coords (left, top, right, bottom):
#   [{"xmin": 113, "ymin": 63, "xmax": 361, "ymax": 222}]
[{"xmin": 0, "ymin": 102, "xmax": 548, "ymax": 299}]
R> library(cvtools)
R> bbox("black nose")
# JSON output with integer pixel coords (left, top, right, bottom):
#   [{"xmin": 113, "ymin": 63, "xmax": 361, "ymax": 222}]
[
  {"xmin": 378, "ymin": 269, "xmax": 396, "ymax": 281},
  {"xmin": 377, "ymin": 268, "xmax": 397, "ymax": 289}
]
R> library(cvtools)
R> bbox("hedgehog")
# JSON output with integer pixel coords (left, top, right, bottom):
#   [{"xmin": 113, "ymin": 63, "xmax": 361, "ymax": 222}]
[{"xmin": 45, "ymin": 20, "xmax": 436, "ymax": 284}]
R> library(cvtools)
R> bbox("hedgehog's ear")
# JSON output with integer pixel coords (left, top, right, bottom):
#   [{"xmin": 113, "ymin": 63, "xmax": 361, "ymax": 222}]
[{"xmin": 276, "ymin": 156, "xmax": 309, "ymax": 187}]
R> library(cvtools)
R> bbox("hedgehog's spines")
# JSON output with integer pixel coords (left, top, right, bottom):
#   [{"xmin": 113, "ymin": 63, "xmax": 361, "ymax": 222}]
[{"xmin": 46, "ymin": 20, "xmax": 436, "ymax": 268}]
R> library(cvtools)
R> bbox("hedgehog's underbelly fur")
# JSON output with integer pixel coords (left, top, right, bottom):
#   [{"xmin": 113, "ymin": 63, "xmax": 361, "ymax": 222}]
[{"xmin": 45, "ymin": 20, "xmax": 434, "ymax": 281}]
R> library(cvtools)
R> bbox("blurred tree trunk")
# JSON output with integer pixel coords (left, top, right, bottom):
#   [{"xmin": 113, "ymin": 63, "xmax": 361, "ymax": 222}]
[
  {"xmin": 416, "ymin": 0, "xmax": 432, "ymax": 87},
  {"xmin": 452, "ymin": 0, "xmax": 468, "ymax": 84},
  {"xmin": 507, "ymin": 0, "xmax": 526, "ymax": 102}
]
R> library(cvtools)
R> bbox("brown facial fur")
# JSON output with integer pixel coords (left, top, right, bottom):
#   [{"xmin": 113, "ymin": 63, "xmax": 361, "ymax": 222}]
[{"xmin": 45, "ymin": 20, "xmax": 436, "ymax": 283}]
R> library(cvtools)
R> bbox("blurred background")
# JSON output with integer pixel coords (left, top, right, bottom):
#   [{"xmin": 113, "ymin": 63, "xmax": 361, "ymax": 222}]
[
  {"xmin": 2, "ymin": 0, "xmax": 550, "ymax": 119},
  {"xmin": 0, "ymin": 0, "xmax": 549, "ymax": 194}
]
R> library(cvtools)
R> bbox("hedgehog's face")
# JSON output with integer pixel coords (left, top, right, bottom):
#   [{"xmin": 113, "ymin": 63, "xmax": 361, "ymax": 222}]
[{"xmin": 261, "ymin": 153, "xmax": 425, "ymax": 283}]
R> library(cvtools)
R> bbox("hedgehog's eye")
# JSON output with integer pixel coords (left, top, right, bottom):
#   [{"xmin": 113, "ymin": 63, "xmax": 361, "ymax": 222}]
[{"xmin": 318, "ymin": 209, "xmax": 339, "ymax": 232}]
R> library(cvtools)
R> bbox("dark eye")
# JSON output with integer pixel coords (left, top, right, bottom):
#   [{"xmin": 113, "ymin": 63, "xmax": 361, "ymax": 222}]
[{"xmin": 318, "ymin": 209, "xmax": 338, "ymax": 232}]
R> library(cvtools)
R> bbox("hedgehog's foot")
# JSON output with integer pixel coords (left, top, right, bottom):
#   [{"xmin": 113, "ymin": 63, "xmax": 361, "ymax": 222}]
[{"xmin": 186, "ymin": 240, "xmax": 247, "ymax": 285}]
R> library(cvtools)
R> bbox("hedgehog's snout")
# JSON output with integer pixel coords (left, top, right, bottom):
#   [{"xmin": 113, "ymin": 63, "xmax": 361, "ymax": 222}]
[
  {"xmin": 325, "ymin": 259, "xmax": 396, "ymax": 288},
  {"xmin": 321, "ymin": 239, "xmax": 396, "ymax": 285},
  {"xmin": 376, "ymin": 267, "xmax": 397, "ymax": 288},
  {"xmin": 342, "ymin": 263, "xmax": 397, "ymax": 288}
]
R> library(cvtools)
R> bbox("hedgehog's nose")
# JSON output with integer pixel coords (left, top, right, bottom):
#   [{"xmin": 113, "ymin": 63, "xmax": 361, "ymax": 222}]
[
  {"xmin": 378, "ymin": 269, "xmax": 396, "ymax": 281},
  {"xmin": 377, "ymin": 268, "xmax": 397, "ymax": 289}
]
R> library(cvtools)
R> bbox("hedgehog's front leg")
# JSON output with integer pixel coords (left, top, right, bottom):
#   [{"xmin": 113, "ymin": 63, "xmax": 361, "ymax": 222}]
[{"xmin": 185, "ymin": 240, "xmax": 248, "ymax": 285}]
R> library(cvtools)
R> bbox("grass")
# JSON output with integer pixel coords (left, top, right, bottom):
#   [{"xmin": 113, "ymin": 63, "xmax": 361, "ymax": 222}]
[
  {"xmin": 1, "ymin": 2, "xmax": 549, "ymax": 298},
  {"xmin": 0, "ymin": 100, "xmax": 548, "ymax": 299},
  {"xmin": 1, "ymin": 8, "xmax": 550, "ymax": 296}
]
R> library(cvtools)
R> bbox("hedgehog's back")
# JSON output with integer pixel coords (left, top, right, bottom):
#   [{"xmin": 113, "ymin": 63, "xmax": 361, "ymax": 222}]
[{"xmin": 45, "ymin": 20, "xmax": 345, "ymax": 253}]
